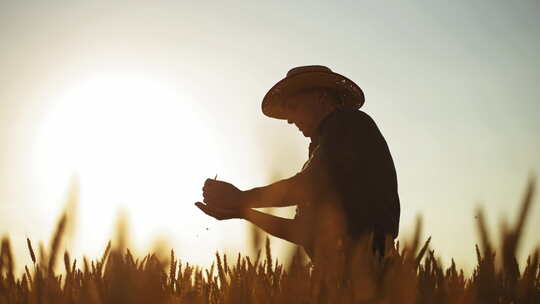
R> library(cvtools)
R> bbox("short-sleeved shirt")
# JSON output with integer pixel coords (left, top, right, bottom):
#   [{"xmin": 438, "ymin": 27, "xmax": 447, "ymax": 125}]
[{"xmin": 293, "ymin": 108, "xmax": 400, "ymax": 247}]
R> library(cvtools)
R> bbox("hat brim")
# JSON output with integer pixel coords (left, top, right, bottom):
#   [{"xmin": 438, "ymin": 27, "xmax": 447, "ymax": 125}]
[{"xmin": 262, "ymin": 70, "xmax": 365, "ymax": 119}]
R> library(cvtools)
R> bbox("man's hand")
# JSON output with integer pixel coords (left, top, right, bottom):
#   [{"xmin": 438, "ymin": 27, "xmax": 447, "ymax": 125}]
[
  {"xmin": 194, "ymin": 202, "xmax": 244, "ymax": 220},
  {"xmin": 202, "ymin": 178, "xmax": 246, "ymax": 209}
]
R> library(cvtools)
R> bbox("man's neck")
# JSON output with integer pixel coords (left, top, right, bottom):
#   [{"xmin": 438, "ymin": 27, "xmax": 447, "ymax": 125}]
[{"xmin": 310, "ymin": 108, "xmax": 339, "ymax": 140}]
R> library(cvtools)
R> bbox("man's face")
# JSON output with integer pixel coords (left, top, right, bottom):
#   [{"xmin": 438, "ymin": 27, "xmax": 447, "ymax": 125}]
[{"xmin": 285, "ymin": 90, "xmax": 329, "ymax": 138}]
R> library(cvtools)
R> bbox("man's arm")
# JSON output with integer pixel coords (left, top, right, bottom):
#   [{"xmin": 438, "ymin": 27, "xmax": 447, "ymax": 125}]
[
  {"xmin": 204, "ymin": 144, "xmax": 333, "ymax": 209},
  {"xmin": 195, "ymin": 202, "xmax": 307, "ymax": 246},
  {"xmin": 242, "ymin": 175, "xmax": 308, "ymax": 208},
  {"xmin": 242, "ymin": 209, "xmax": 307, "ymax": 245},
  {"xmin": 202, "ymin": 176, "xmax": 302, "ymax": 209},
  {"xmin": 204, "ymin": 130, "xmax": 335, "ymax": 210},
  {"xmin": 243, "ymin": 151, "xmax": 331, "ymax": 208}
]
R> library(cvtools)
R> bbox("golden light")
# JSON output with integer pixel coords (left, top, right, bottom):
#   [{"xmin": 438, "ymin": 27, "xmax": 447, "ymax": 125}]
[{"xmin": 32, "ymin": 71, "xmax": 223, "ymax": 259}]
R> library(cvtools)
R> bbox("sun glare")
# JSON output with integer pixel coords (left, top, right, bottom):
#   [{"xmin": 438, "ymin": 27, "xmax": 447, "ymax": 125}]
[{"xmin": 33, "ymin": 72, "xmax": 222, "ymax": 258}]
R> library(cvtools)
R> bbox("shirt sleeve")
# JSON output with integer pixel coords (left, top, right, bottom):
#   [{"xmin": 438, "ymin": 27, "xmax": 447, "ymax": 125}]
[{"xmin": 286, "ymin": 110, "xmax": 367, "ymax": 203}]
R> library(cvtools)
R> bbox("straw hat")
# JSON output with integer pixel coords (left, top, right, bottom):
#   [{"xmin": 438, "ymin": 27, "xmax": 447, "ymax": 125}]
[{"xmin": 261, "ymin": 65, "xmax": 365, "ymax": 119}]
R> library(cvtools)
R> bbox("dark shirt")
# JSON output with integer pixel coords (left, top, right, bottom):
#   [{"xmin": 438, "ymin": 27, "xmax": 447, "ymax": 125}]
[{"xmin": 292, "ymin": 108, "xmax": 400, "ymax": 253}]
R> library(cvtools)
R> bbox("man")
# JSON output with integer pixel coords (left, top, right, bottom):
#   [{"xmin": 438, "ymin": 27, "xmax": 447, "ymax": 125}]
[{"xmin": 195, "ymin": 65, "xmax": 400, "ymax": 259}]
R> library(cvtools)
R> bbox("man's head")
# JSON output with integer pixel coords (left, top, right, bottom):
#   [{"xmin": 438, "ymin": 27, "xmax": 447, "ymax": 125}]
[
  {"xmin": 285, "ymin": 87, "xmax": 346, "ymax": 138},
  {"xmin": 261, "ymin": 65, "xmax": 364, "ymax": 123}
]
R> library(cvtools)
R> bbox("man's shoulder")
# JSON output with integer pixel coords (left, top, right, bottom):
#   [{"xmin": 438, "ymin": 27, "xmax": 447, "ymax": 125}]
[{"xmin": 326, "ymin": 108, "xmax": 375, "ymax": 130}]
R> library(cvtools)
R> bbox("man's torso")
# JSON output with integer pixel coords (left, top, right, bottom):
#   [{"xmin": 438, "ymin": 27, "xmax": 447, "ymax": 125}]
[{"xmin": 294, "ymin": 108, "xmax": 400, "ymax": 241}]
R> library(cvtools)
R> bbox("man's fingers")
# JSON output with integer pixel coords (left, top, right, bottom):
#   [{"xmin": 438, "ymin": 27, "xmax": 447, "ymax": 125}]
[
  {"xmin": 202, "ymin": 179, "xmax": 236, "ymax": 203},
  {"xmin": 204, "ymin": 179, "xmax": 230, "ymax": 192},
  {"xmin": 202, "ymin": 192, "xmax": 221, "ymax": 203},
  {"xmin": 203, "ymin": 187, "xmax": 234, "ymax": 203},
  {"xmin": 195, "ymin": 202, "xmax": 230, "ymax": 220},
  {"xmin": 195, "ymin": 202, "xmax": 218, "ymax": 212},
  {"xmin": 206, "ymin": 191, "xmax": 226, "ymax": 200},
  {"xmin": 195, "ymin": 202, "xmax": 212, "ymax": 216},
  {"xmin": 204, "ymin": 178, "xmax": 221, "ymax": 188},
  {"xmin": 202, "ymin": 181, "xmax": 224, "ymax": 197},
  {"xmin": 196, "ymin": 202, "xmax": 222, "ymax": 220},
  {"xmin": 203, "ymin": 197, "xmax": 234, "ymax": 209}
]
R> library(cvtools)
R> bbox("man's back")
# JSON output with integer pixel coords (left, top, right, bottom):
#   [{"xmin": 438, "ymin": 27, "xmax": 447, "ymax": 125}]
[{"xmin": 303, "ymin": 108, "xmax": 400, "ymax": 250}]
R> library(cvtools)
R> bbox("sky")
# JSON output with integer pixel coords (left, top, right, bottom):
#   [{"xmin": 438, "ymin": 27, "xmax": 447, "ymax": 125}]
[{"xmin": 1, "ymin": 0, "xmax": 539, "ymax": 272}]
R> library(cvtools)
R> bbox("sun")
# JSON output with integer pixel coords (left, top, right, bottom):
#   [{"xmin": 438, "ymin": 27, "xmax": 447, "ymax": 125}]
[{"xmin": 33, "ymin": 72, "xmax": 223, "ymax": 258}]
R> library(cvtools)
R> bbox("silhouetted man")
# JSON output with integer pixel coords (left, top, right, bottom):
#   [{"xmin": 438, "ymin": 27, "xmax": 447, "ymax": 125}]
[{"xmin": 196, "ymin": 65, "xmax": 400, "ymax": 259}]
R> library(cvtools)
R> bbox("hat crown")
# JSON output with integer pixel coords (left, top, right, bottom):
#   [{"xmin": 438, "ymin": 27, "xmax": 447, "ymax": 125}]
[{"xmin": 286, "ymin": 65, "xmax": 332, "ymax": 78}]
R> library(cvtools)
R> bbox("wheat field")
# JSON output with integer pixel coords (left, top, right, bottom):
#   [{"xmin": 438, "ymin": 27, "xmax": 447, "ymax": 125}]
[{"xmin": 0, "ymin": 179, "xmax": 538, "ymax": 303}]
